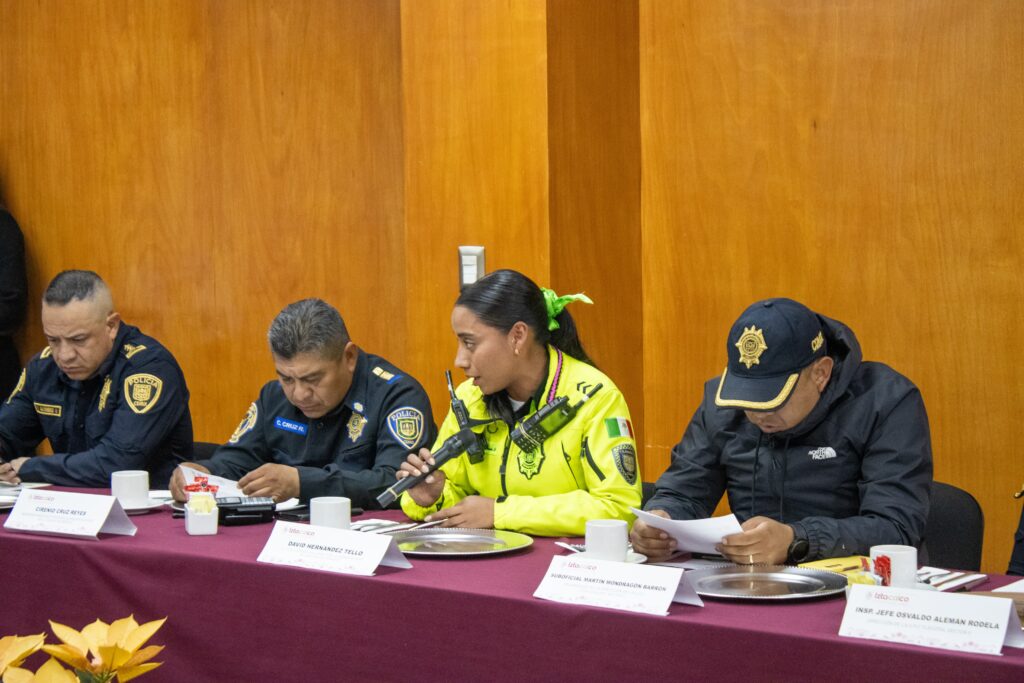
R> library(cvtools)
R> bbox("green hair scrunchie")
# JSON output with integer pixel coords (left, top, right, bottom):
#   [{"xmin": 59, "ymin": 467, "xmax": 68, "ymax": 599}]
[{"xmin": 541, "ymin": 287, "xmax": 593, "ymax": 331}]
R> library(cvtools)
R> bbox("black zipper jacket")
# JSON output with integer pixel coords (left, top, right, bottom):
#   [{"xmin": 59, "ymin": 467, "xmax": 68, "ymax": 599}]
[{"xmin": 647, "ymin": 314, "xmax": 933, "ymax": 560}]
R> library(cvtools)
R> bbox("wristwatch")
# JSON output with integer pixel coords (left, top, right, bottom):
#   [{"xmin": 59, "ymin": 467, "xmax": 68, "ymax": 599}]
[{"xmin": 786, "ymin": 530, "xmax": 810, "ymax": 564}]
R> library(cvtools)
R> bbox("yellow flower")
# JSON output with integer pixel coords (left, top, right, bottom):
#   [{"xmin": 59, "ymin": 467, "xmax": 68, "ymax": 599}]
[
  {"xmin": 41, "ymin": 616, "xmax": 165, "ymax": 682},
  {"xmin": 2, "ymin": 657, "xmax": 77, "ymax": 683},
  {"xmin": 0, "ymin": 634, "xmax": 45, "ymax": 673}
]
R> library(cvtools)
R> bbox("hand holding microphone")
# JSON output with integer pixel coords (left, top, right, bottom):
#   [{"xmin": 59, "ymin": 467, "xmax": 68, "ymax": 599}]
[{"xmin": 377, "ymin": 426, "xmax": 479, "ymax": 508}]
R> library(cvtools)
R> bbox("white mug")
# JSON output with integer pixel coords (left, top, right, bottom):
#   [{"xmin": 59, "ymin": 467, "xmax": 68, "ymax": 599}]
[
  {"xmin": 870, "ymin": 544, "xmax": 918, "ymax": 588},
  {"xmin": 310, "ymin": 496, "xmax": 351, "ymax": 529},
  {"xmin": 111, "ymin": 470, "xmax": 150, "ymax": 508},
  {"xmin": 585, "ymin": 519, "xmax": 629, "ymax": 561}
]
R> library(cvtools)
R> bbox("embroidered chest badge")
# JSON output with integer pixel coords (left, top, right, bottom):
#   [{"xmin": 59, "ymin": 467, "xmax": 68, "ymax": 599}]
[
  {"xmin": 347, "ymin": 413, "xmax": 367, "ymax": 442},
  {"xmin": 387, "ymin": 407, "xmax": 424, "ymax": 449},
  {"xmin": 517, "ymin": 448, "xmax": 546, "ymax": 480},
  {"xmin": 735, "ymin": 325, "xmax": 768, "ymax": 369}
]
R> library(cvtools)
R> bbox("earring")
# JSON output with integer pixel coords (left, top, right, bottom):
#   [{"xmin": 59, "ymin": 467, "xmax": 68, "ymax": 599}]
[{"xmin": 514, "ymin": 346, "xmax": 520, "ymax": 356}]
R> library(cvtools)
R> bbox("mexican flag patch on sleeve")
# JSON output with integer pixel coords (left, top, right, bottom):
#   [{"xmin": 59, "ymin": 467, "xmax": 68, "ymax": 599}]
[{"xmin": 604, "ymin": 417, "xmax": 634, "ymax": 439}]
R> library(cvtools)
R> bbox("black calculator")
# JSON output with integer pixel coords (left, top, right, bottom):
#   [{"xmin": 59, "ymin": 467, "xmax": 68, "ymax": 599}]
[{"xmin": 216, "ymin": 496, "xmax": 276, "ymax": 525}]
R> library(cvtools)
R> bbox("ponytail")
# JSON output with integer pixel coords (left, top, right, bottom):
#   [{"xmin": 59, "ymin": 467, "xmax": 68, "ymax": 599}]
[{"xmin": 455, "ymin": 269, "xmax": 594, "ymax": 423}]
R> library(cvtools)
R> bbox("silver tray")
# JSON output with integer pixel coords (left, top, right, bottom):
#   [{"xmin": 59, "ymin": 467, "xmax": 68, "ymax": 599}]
[
  {"xmin": 391, "ymin": 527, "xmax": 533, "ymax": 557},
  {"xmin": 686, "ymin": 565, "xmax": 847, "ymax": 601}
]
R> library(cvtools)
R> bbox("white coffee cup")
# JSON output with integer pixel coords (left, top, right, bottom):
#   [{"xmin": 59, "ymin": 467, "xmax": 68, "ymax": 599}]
[
  {"xmin": 111, "ymin": 470, "xmax": 150, "ymax": 508},
  {"xmin": 869, "ymin": 544, "xmax": 918, "ymax": 588},
  {"xmin": 585, "ymin": 519, "xmax": 629, "ymax": 561},
  {"xmin": 310, "ymin": 496, "xmax": 351, "ymax": 529}
]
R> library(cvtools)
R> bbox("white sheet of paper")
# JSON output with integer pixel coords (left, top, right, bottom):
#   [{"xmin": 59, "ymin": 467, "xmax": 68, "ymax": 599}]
[
  {"xmin": 257, "ymin": 521, "xmax": 411, "ymax": 576},
  {"xmin": 534, "ymin": 555, "xmax": 683, "ymax": 615},
  {"xmin": 994, "ymin": 578, "xmax": 1024, "ymax": 593},
  {"xmin": 3, "ymin": 489, "xmax": 136, "ymax": 539},
  {"xmin": 179, "ymin": 465, "xmax": 245, "ymax": 498},
  {"xmin": 0, "ymin": 482, "xmax": 51, "ymax": 492},
  {"xmin": 655, "ymin": 557, "xmax": 732, "ymax": 571},
  {"xmin": 840, "ymin": 584, "xmax": 1024, "ymax": 655},
  {"xmin": 630, "ymin": 508, "xmax": 743, "ymax": 554},
  {"xmin": 178, "ymin": 466, "xmax": 299, "ymax": 509}
]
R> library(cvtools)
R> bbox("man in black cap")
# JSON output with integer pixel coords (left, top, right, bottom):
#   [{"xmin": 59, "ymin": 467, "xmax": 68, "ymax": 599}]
[{"xmin": 631, "ymin": 298, "xmax": 933, "ymax": 564}]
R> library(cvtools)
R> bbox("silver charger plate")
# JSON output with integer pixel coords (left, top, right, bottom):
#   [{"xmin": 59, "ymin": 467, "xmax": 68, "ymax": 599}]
[
  {"xmin": 685, "ymin": 564, "xmax": 847, "ymax": 601},
  {"xmin": 391, "ymin": 527, "xmax": 533, "ymax": 557}
]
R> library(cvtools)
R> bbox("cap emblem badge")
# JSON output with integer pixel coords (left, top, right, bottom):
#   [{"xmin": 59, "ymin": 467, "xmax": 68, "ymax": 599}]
[
  {"xmin": 735, "ymin": 326, "xmax": 768, "ymax": 369},
  {"xmin": 811, "ymin": 331, "xmax": 824, "ymax": 352}
]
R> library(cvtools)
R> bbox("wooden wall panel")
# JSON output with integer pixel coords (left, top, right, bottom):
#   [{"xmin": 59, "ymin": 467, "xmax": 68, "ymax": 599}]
[
  {"xmin": 3, "ymin": 0, "xmax": 1021, "ymax": 575},
  {"xmin": 0, "ymin": 0, "xmax": 406, "ymax": 444},
  {"xmin": 400, "ymin": 0, "xmax": 551, "ymax": 409},
  {"xmin": 546, "ymin": 1, "xmax": 644, "ymax": 471},
  {"xmin": 641, "ymin": 0, "xmax": 1024, "ymax": 572}
]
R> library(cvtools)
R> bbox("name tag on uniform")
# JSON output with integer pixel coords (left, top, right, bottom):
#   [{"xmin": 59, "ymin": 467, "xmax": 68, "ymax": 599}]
[{"xmin": 273, "ymin": 417, "xmax": 308, "ymax": 435}]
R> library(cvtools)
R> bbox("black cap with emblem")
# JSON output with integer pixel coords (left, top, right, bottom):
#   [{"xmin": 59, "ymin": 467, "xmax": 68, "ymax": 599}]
[{"xmin": 714, "ymin": 298, "xmax": 826, "ymax": 412}]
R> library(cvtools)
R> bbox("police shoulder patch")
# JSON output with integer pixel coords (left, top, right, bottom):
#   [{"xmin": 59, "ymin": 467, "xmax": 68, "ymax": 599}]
[
  {"xmin": 6, "ymin": 368, "xmax": 25, "ymax": 404},
  {"xmin": 612, "ymin": 443, "xmax": 638, "ymax": 485},
  {"xmin": 386, "ymin": 407, "xmax": 424, "ymax": 449},
  {"xmin": 229, "ymin": 402, "xmax": 258, "ymax": 443},
  {"xmin": 124, "ymin": 373, "xmax": 164, "ymax": 414}
]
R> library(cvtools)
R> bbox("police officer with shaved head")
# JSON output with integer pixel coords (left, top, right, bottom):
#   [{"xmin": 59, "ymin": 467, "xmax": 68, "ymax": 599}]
[
  {"xmin": 170, "ymin": 298, "xmax": 436, "ymax": 509},
  {"xmin": 0, "ymin": 270, "xmax": 193, "ymax": 487},
  {"xmin": 632, "ymin": 298, "xmax": 933, "ymax": 565}
]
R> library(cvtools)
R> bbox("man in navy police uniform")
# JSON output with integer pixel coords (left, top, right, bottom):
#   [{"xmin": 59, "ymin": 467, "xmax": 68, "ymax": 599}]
[
  {"xmin": 0, "ymin": 270, "xmax": 193, "ymax": 487},
  {"xmin": 632, "ymin": 298, "xmax": 933, "ymax": 565},
  {"xmin": 170, "ymin": 298, "xmax": 436, "ymax": 509}
]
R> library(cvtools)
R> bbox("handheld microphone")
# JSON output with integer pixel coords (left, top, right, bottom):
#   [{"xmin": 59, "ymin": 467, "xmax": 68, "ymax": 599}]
[{"xmin": 376, "ymin": 426, "xmax": 479, "ymax": 508}]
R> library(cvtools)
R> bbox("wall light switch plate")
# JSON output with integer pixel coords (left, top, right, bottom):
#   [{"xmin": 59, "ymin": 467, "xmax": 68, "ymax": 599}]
[{"xmin": 458, "ymin": 246, "xmax": 485, "ymax": 288}]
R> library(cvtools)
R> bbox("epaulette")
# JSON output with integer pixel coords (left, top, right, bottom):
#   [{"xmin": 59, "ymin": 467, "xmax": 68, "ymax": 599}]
[
  {"xmin": 372, "ymin": 366, "xmax": 403, "ymax": 384},
  {"xmin": 122, "ymin": 343, "xmax": 147, "ymax": 359}
]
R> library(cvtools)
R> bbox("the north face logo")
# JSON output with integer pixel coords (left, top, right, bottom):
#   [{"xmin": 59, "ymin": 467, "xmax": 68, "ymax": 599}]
[{"xmin": 809, "ymin": 447, "xmax": 837, "ymax": 460}]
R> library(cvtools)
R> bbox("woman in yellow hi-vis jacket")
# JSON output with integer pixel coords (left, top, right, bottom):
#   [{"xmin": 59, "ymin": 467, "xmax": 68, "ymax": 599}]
[{"xmin": 398, "ymin": 269, "xmax": 641, "ymax": 537}]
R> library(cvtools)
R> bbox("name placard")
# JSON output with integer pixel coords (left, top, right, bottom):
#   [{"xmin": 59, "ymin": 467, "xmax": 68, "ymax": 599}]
[
  {"xmin": 3, "ymin": 489, "xmax": 136, "ymax": 539},
  {"xmin": 840, "ymin": 584, "xmax": 1024, "ymax": 655},
  {"xmin": 257, "ymin": 521, "xmax": 412, "ymax": 576},
  {"xmin": 534, "ymin": 555, "xmax": 684, "ymax": 615}
]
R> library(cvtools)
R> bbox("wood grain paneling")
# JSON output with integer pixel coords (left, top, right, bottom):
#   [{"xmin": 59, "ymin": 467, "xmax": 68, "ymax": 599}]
[
  {"xmin": 3, "ymin": 0, "xmax": 1021, "ymax": 574},
  {"xmin": 0, "ymin": 0, "xmax": 406, "ymax": 444},
  {"xmin": 547, "ymin": 0, "xmax": 644, "ymax": 471},
  {"xmin": 400, "ymin": 0, "xmax": 551, "ymax": 409},
  {"xmin": 641, "ymin": 0, "xmax": 1024, "ymax": 572}
]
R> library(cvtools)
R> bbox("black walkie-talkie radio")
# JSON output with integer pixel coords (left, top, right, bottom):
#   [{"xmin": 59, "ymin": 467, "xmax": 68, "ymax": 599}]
[{"xmin": 509, "ymin": 383, "xmax": 603, "ymax": 453}]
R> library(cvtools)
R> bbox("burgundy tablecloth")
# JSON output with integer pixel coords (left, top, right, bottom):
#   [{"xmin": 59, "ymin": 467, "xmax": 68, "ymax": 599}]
[{"xmin": 2, "ymin": 490, "xmax": 1022, "ymax": 682}]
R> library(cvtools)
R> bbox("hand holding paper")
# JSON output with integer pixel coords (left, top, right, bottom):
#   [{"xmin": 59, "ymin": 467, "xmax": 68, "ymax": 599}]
[{"xmin": 631, "ymin": 508, "xmax": 742, "ymax": 557}]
